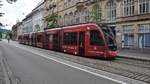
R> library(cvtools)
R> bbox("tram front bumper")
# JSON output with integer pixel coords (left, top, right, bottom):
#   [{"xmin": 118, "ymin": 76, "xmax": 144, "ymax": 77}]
[{"xmin": 105, "ymin": 50, "xmax": 118, "ymax": 58}]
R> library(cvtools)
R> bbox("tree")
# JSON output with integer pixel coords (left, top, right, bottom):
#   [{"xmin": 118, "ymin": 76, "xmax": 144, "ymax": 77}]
[
  {"xmin": 45, "ymin": 13, "xmax": 58, "ymax": 28},
  {"xmin": 0, "ymin": 2, "xmax": 4, "ymax": 17},
  {"xmin": 89, "ymin": 0, "xmax": 101, "ymax": 22},
  {"xmin": 35, "ymin": 24, "xmax": 40, "ymax": 31},
  {"xmin": 6, "ymin": 0, "xmax": 17, "ymax": 4},
  {"xmin": 0, "ymin": 22, "xmax": 2, "ymax": 26},
  {"xmin": 0, "ymin": 22, "xmax": 2, "ymax": 39},
  {"xmin": 0, "ymin": 3, "xmax": 2, "ymax": 7},
  {"xmin": 0, "ymin": 31, "xmax": 2, "ymax": 39},
  {"xmin": 0, "ymin": 1, "xmax": 3, "ymax": 17},
  {"xmin": 0, "ymin": 13, "xmax": 4, "ymax": 17}
]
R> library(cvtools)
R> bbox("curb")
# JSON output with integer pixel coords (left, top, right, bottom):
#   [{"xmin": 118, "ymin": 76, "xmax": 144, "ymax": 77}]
[{"xmin": 117, "ymin": 55, "xmax": 150, "ymax": 62}]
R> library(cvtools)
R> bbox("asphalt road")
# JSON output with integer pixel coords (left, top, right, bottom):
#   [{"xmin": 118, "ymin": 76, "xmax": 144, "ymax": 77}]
[{"xmin": 0, "ymin": 41, "xmax": 121, "ymax": 84}]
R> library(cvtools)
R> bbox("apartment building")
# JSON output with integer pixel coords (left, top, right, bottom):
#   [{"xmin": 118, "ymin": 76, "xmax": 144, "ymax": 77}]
[
  {"xmin": 17, "ymin": 0, "xmax": 44, "ymax": 35},
  {"xmin": 22, "ymin": 14, "xmax": 33, "ymax": 34},
  {"xmin": 11, "ymin": 21, "xmax": 24, "ymax": 40},
  {"xmin": 44, "ymin": 0, "xmax": 150, "ymax": 51},
  {"xmin": 32, "ymin": 1, "xmax": 45, "ymax": 32},
  {"xmin": 116, "ymin": 0, "xmax": 150, "ymax": 51}
]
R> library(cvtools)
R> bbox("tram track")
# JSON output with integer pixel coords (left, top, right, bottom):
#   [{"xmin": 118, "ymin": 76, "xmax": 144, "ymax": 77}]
[
  {"xmin": 45, "ymin": 51, "xmax": 150, "ymax": 83},
  {"xmin": 71, "ymin": 57, "xmax": 150, "ymax": 83},
  {"xmin": 8, "ymin": 43, "xmax": 150, "ymax": 84},
  {"xmin": 115, "ymin": 57, "xmax": 150, "ymax": 69}
]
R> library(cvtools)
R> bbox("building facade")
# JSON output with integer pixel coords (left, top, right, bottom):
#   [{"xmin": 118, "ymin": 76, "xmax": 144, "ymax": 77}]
[
  {"xmin": 22, "ymin": 14, "xmax": 33, "ymax": 34},
  {"xmin": 44, "ymin": 0, "xmax": 150, "ymax": 51},
  {"xmin": 12, "ymin": 22, "xmax": 23, "ymax": 40},
  {"xmin": 16, "ymin": 0, "xmax": 44, "ymax": 36},
  {"xmin": 32, "ymin": 1, "xmax": 44, "ymax": 32},
  {"xmin": 116, "ymin": 0, "xmax": 150, "ymax": 51},
  {"xmin": 0, "ymin": 28, "xmax": 9, "ymax": 39},
  {"xmin": 12, "ymin": 22, "xmax": 19, "ymax": 40}
]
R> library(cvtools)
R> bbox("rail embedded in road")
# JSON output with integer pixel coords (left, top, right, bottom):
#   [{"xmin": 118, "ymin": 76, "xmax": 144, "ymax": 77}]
[{"xmin": 2, "ymin": 41, "xmax": 149, "ymax": 84}]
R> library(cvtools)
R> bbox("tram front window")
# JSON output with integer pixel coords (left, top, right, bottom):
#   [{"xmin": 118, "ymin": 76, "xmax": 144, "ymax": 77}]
[{"xmin": 102, "ymin": 26, "xmax": 117, "ymax": 51}]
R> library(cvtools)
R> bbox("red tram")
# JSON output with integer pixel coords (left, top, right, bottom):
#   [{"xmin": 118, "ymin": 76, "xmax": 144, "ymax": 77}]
[
  {"xmin": 18, "ymin": 23, "xmax": 118, "ymax": 59},
  {"xmin": 45, "ymin": 28, "xmax": 61, "ymax": 51},
  {"xmin": 35, "ymin": 31, "xmax": 44, "ymax": 48},
  {"xmin": 23, "ymin": 33, "xmax": 30, "ymax": 45},
  {"xmin": 18, "ymin": 35, "xmax": 23, "ymax": 44}
]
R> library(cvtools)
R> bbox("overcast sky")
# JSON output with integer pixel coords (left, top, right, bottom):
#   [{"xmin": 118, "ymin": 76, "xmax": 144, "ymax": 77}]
[{"xmin": 0, "ymin": 0, "xmax": 42, "ymax": 30}]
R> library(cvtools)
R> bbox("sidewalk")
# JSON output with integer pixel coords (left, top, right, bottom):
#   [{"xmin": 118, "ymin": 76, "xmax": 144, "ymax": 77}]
[{"xmin": 118, "ymin": 50, "xmax": 150, "ymax": 61}]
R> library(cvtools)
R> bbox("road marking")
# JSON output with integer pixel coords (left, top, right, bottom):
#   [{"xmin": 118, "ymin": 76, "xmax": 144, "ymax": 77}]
[
  {"xmin": 10, "ymin": 43, "xmax": 127, "ymax": 84},
  {"xmin": 39, "ymin": 54, "xmax": 127, "ymax": 84}
]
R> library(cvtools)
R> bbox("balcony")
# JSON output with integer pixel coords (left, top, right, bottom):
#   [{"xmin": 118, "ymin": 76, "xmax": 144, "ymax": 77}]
[
  {"xmin": 85, "ymin": 0, "xmax": 96, "ymax": 6},
  {"xmin": 117, "ymin": 13, "xmax": 150, "ymax": 23},
  {"xmin": 76, "ymin": 0, "xmax": 85, "ymax": 9}
]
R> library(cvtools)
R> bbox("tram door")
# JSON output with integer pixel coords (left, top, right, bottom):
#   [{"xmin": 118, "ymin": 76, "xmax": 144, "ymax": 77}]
[
  {"xmin": 44, "ymin": 34, "xmax": 49, "ymax": 49},
  {"xmin": 79, "ymin": 32, "xmax": 85, "ymax": 56},
  {"xmin": 53, "ymin": 33, "xmax": 60, "ymax": 51}
]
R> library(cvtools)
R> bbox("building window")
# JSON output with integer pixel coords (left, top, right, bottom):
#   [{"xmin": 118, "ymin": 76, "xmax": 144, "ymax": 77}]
[
  {"xmin": 69, "ymin": 12, "xmax": 73, "ymax": 25},
  {"xmin": 107, "ymin": 0, "xmax": 116, "ymax": 21},
  {"xmin": 74, "ymin": 11, "xmax": 80, "ymax": 24},
  {"xmin": 138, "ymin": 24, "xmax": 150, "ymax": 48},
  {"xmin": 84, "ymin": 9, "xmax": 90, "ymax": 22},
  {"xmin": 123, "ymin": 0, "xmax": 135, "ymax": 16},
  {"xmin": 80, "ymin": 11, "xmax": 86, "ymax": 23},
  {"xmin": 123, "ymin": 25, "xmax": 134, "ymax": 33},
  {"xmin": 139, "ymin": 0, "xmax": 150, "ymax": 14},
  {"xmin": 139, "ymin": 24, "xmax": 150, "ymax": 33},
  {"xmin": 123, "ymin": 25, "xmax": 134, "ymax": 48},
  {"xmin": 68, "ymin": 0, "xmax": 71, "ymax": 6},
  {"xmin": 64, "ymin": 0, "xmax": 68, "ymax": 8},
  {"xmin": 64, "ymin": 14, "xmax": 68, "ymax": 26}
]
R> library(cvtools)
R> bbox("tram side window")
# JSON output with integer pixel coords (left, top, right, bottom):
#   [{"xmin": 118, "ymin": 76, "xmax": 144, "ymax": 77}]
[
  {"xmin": 31, "ymin": 35, "xmax": 34, "ymax": 42},
  {"xmin": 64, "ymin": 32, "xmax": 77, "ymax": 45},
  {"xmin": 25, "ymin": 36, "xmax": 28, "ymax": 42},
  {"xmin": 90, "ymin": 30, "xmax": 104, "ymax": 46},
  {"xmin": 37, "ymin": 35, "xmax": 42, "ymax": 42},
  {"xmin": 32, "ymin": 35, "xmax": 36, "ymax": 42},
  {"xmin": 49, "ymin": 35, "xmax": 53, "ymax": 43},
  {"xmin": 27, "ymin": 36, "xmax": 29, "ymax": 41}
]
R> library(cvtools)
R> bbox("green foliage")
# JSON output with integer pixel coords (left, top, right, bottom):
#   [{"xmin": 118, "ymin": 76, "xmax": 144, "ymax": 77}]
[
  {"xmin": 89, "ymin": 0, "xmax": 101, "ymax": 22},
  {"xmin": 45, "ymin": 13, "xmax": 58, "ymax": 28},
  {"xmin": 0, "ymin": 22, "xmax": 2, "ymax": 26},
  {"xmin": 48, "ymin": 21, "xmax": 58, "ymax": 28},
  {"xmin": 6, "ymin": 0, "xmax": 17, "ymax": 4},
  {"xmin": 0, "ymin": 32, "xmax": 2, "ymax": 39},
  {"xmin": 0, "ymin": 1, "xmax": 4, "ymax": 17},
  {"xmin": 35, "ymin": 24, "xmax": 40, "ymax": 31},
  {"xmin": 0, "ymin": 12, "xmax": 5, "ymax": 17}
]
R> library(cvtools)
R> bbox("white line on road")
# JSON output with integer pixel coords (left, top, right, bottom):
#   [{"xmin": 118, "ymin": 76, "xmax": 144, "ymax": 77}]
[
  {"xmin": 8, "ymin": 42, "xmax": 127, "ymax": 84},
  {"xmin": 38, "ymin": 53, "xmax": 127, "ymax": 84}
]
